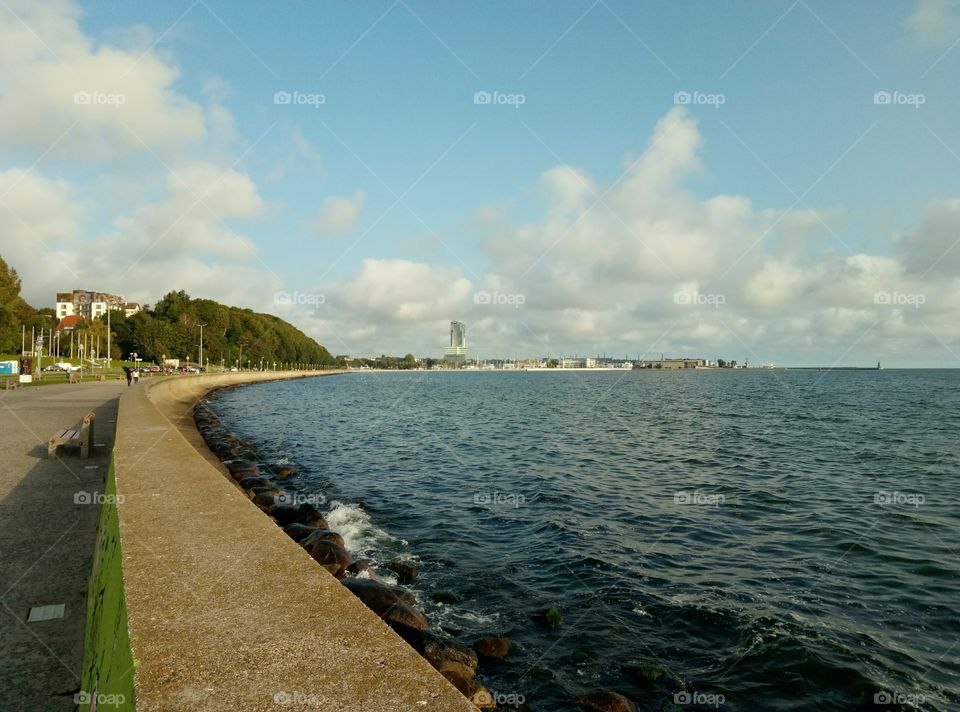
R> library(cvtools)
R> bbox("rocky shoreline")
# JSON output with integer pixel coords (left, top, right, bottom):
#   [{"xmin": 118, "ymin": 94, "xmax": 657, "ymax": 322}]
[{"xmin": 193, "ymin": 392, "xmax": 509, "ymax": 710}]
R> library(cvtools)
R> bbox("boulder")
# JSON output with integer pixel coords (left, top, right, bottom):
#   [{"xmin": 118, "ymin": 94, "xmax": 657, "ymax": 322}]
[
  {"xmin": 252, "ymin": 491, "xmax": 283, "ymax": 510},
  {"xmin": 383, "ymin": 560, "xmax": 418, "ymax": 584},
  {"xmin": 431, "ymin": 591, "xmax": 461, "ymax": 605},
  {"xmin": 238, "ymin": 476, "xmax": 272, "ymax": 491},
  {"xmin": 303, "ymin": 539, "xmax": 352, "ymax": 576},
  {"xmin": 342, "ymin": 578, "xmax": 428, "ymax": 630},
  {"xmin": 270, "ymin": 465, "xmax": 297, "ymax": 480},
  {"xmin": 345, "ymin": 559, "xmax": 374, "ymax": 576},
  {"xmin": 474, "ymin": 636, "xmax": 510, "ymax": 658},
  {"xmin": 576, "ymin": 692, "xmax": 635, "ymax": 712},
  {"xmin": 227, "ymin": 460, "xmax": 261, "ymax": 478},
  {"xmin": 387, "ymin": 622, "xmax": 477, "ymax": 679},
  {"xmin": 300, "ymin": 528, "xmax": 346, "ymax": 549},
  {"xmin": 283, "ymin": 523, "xmax": 319, "ymax": 542},
  {"xmin": 268, "ymin": 503, "xmax": 327, "ymax": 527}
]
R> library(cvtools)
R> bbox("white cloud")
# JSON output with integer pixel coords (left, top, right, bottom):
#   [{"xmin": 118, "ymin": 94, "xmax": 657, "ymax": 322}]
[
  {"xmin": 905, "ymin": 0, "xmax": 960, "ymax": 47},
  {"xmin": 0, "ymin": 0, "xmax": 207, "ymax": 159},
  {"xmin": 311, "ymin": 189, "xmax": 365, "ymax": 236}
]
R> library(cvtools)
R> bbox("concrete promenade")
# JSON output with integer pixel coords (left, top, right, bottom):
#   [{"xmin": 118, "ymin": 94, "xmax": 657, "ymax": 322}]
[
  {"xmin": 0, "ymin": 379, "xmax": 127, "ymax": 711},
  {"xmin": 115, "ymin": 372, "xmax": 477, "ymax": 711}
]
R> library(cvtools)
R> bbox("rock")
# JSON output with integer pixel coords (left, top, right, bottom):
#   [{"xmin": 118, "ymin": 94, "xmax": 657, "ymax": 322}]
[
  {"xmin": 474, "ymin": 636, "xmax": 510, "ymax": 658},
  {"xmin": 576, "ymin": 692, "xmax": 635, "ymax": 712},
  {"xmin": 387, "ymin": 622, "xmax": 477, "ymax": 679},
  {"xmin": 621, "ymin": 662, "xmax": 665, "ymax": 683},
  {"xmin": 226, "ymin": 460, "xmax": 260, "ymax": 477},
  {"xmin": 345, "ymin": 559, "xmax": 375, "ymax": 576},
  {"xmin": 542, "ymin": 607, "xmax": 562, "ymax": 629},
  {"xmin": 283, "ymin": 523, "xmax": 318, "ymax": 542},
  {"xmin": 268, "ymin": 503, "xmax": 327, "ymax": 528},
  {"xmin": 382, "ymin": 560, "xmax": 418, "ymax": 584},
  {"xmin": 300, "ymin": 528, "xmax": 346, "ymax": 549},
  {"xmin": 423, "ymin": 634, "xmax": 478, "ymax": 680},
  {"xmin": 270, "ymin": 464, "xmax": 297, "ymax": 479},
  {"xmin": 468, "ymin": 684, "xmax": 496, "ymax": 710},
  {"xmin": 237, "ymin": 476, "xmax": 271, "ymax": 491},
  {"xmin": 431, "ymin": 591, "xmax": 461, "ymax": 605},
  {"xmin": 252, "ymin": 491, "xmax": 283, "ymax": 510},
  {"xmin": 342, "ymin": 578, "xmax": 428, "ymax": 630},
  {"xmin": 303, "ymin": 539, "xmax": 352, "ymax": 576}
]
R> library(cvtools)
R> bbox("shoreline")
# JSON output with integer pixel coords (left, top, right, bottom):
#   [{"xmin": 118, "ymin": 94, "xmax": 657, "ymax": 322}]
[{"xmin": 110, "ymin": 371, "xmax": 479, "ymax": 711}]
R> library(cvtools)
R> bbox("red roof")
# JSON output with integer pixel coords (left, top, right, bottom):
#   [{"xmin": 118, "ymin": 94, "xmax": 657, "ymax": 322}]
[{"xmin": 55, "ymin": 315, "xmax": 84, "ymax": 332}]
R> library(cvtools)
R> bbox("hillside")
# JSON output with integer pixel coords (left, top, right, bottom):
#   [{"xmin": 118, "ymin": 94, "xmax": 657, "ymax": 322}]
[{"xmin": 110, "ymin": 290, "xmax": 335, "ymax": 367}]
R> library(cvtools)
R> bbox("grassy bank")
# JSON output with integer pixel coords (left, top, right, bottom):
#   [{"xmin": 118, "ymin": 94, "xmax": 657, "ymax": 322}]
[{"xmin": 78, "ymin": 457, "xmax": 135, "ymax": 711}]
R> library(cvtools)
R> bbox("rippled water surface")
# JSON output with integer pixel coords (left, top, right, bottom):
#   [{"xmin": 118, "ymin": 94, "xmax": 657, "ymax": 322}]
[{"xmin": 211, "ymin": 370, "xmax": 960, "ymax": 711}]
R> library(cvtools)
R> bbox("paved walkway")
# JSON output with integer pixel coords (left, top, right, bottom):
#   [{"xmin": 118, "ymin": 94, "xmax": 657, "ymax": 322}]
[
  {"xmin": 120, "ymin": 373, "xmax": 476, "ymax": 711},
  {"xmin": 0, "ymin": 380, "xmax": 127, "ymax": 712}
]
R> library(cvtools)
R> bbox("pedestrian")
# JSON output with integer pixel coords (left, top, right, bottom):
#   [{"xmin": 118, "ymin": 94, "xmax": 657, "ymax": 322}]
[{"xmin": 124, "ymin": 366, "xmax": 132, "ymax": 387}]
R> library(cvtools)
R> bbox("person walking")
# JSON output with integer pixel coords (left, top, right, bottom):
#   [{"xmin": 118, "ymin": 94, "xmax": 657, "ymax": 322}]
[{"xmin": 123, "ymin": 366, "xmax": 132, "ymax": 387}]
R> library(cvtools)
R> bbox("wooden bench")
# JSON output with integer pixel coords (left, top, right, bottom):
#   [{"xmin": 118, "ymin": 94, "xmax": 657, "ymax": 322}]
[
  {"xmin": 48, "ymin": 413, "xmax": 95, "ymax": 458},
  {"xmin": 4, "ymin": 379, "xmax": 18, "ymax": 390}
]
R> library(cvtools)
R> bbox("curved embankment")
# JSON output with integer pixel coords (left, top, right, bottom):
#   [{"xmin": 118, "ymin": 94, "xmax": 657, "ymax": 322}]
[{"xmin": 109, "ymin": 371, "xmax": 478, "ymax": 711}]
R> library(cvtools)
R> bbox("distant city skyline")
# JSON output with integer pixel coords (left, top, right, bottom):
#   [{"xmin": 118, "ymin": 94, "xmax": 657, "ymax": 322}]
[{"xmin": 3, "ymin": 1, "xmax": 960, "ymax": 367}]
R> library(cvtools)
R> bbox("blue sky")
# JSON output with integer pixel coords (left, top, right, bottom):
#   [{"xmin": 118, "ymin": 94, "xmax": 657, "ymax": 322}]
[{"xmin": 2, "ymin": 0, "xmax": 960, "ymax": 365}]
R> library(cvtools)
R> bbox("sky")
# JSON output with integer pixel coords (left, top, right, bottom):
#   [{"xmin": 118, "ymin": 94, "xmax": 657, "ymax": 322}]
[{"xmin": 1, "ymin": 0, "xmax": 960, "ymax": 366}]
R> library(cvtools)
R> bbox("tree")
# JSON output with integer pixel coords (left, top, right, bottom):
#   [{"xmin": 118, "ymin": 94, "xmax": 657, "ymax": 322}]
[{"xmin": 0, "ymin": 256, "xmax": 26, "ymax": 352}]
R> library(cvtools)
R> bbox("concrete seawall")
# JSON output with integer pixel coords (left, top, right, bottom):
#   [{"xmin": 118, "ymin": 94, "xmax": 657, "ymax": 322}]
[{"xmin": 108, "ymin": 372, "xmax": 477, "ymax": 711}]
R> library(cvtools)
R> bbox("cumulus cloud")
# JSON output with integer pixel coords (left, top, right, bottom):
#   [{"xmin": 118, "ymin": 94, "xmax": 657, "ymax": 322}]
[
  {"xmin": 311, "ymin": 189, "xmax": 365, "ymax": 236},
  {"xmin": 301, "ymin": 108, "xmax": 960, "ymax": 365},
  {"xmin": 0, "ymin": 0, "xmax": 207, "ymax": 159},
  {"xmin": 905, "ymin": 0, "xmax": 960, "ymax": 47}
]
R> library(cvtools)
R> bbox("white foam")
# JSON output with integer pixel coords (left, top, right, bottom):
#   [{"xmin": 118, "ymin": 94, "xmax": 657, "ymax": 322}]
[{"xmin": 325, "ymin": 501, "xmax": 401, "ymax": 555}]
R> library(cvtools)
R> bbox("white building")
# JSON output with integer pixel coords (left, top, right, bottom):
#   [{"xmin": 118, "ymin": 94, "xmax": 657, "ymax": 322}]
[{"xmin": 56, "ymin": 290, "xmax": 142, "ymax": 321}]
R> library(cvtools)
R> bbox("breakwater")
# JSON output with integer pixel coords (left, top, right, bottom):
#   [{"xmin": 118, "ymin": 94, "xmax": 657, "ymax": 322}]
[{"xmin": 109, "ymin": 371, "xmax": 478, "ymax": 711}]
